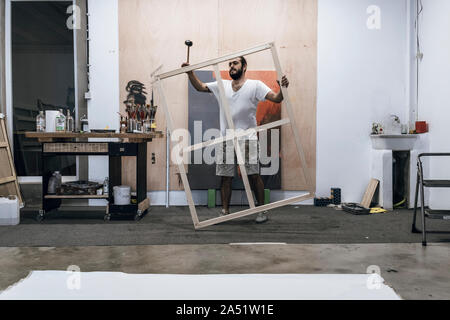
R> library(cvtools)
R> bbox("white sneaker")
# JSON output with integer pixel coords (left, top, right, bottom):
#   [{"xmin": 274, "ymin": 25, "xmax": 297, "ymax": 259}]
[
  {"xmin": 255, "ymin": 211, "xmax": 268, "ymax": 223},
  {"xmin": 220, "ymin": 209, "xmax": 230, "ymax": 217}
]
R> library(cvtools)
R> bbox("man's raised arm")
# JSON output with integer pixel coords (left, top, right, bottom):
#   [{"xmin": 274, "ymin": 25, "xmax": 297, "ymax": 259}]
[{"xmin": 182, "ymin": 62, "xmax": 211, "ymax": 93}]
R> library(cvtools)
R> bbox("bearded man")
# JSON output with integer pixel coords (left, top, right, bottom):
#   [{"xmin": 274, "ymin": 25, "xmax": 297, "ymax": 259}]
[{"xmin": 182, "ymin": 56, "xmax": 289, "ymax": 223}]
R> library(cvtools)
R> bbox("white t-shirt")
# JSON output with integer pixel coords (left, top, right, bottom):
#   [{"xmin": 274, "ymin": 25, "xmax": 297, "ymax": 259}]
[{"xmin": 206, "ymin": 79, "xmax": 271, "ymax": 139}]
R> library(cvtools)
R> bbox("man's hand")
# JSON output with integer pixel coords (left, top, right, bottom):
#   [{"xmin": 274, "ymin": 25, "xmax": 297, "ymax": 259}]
[
  {"xmin": 266, "ymin": 75, "xmax": 289, "ymax": 103},
  {"xmin": 277, "ymin": 75, "xmax": 289, "ymax": 88},
  {"xmin": 182, "ymin": 62, "xmax": 195, "ymax": 75},
  {"xmin": 182, "ymin": 63, "xmax": 210, "ymax": 92}
]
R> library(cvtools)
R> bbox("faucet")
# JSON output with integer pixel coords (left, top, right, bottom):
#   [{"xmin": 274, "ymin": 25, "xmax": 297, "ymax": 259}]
[{"xmin": 390, "ymin": 115, "xmax": 400, "ymax": 124}]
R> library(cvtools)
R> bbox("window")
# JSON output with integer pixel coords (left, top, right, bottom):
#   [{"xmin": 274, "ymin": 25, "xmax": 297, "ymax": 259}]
[{"xmin": 11, "ymin": 1, "xmax": 75, "ymax": 177}]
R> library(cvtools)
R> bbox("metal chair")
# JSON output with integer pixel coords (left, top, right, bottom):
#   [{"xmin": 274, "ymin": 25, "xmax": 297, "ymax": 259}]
[{"xmin": 411, "ymin": 153, "xmax": 450, "ymax": 246}]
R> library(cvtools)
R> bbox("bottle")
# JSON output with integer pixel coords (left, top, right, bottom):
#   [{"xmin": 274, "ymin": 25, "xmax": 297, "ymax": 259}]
[
  {"xmin": 120, "ymin": 116, "xmax": 127, "ymax": 133},
  {"xmin": 127, "ymin": 118, "xmax": 135, "ymax": 133},
  {"xmin": 66, "ymin": 110, "xmax": 74, "ymax": 132},
  {"xmin": 47, "ymin": 175, "xmax": 57, "ymax": 194},
  {"xmin": 54, "ymin": 171, "xmax": 62, "ymax": 194},
  {"xmin": 143, "ymin": 119, "xmax": 151, "ymax": 133},
  {"xmin": 36, "ymin": 111, "xmax": 46, "ymax": 132},
  {"xmin": 47, "ymin": 171, "xmax": 62, "ymax": 194},
  {"xmin": 55, "ymin": 109, "xmax": 66, "ymax": 132},
  {"xmin": 103, "ymin": 177, "xmax": 109, "ymax": 195}
]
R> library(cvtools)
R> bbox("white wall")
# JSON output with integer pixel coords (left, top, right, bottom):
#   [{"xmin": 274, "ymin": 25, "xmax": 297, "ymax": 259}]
[
  {"xmin": 416, "ymin": 0, "xmax": 450, "ymax": 209},
  {"xmin": 317, "ymin": 0, "xmax": 409, "ymax": 202},
  {"xmin": 87, "ymin": 0, "xmax": 120, "ymax": 204}
]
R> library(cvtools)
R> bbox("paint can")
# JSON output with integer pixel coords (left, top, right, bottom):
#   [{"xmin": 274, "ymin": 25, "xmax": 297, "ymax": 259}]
[
  {"xmin": 113, "ymin": 186, "xmax": 131, "ymax": 205},
  {"xmin": 0, "ymin": 196, "xmax": 20, "ymax": 226}
]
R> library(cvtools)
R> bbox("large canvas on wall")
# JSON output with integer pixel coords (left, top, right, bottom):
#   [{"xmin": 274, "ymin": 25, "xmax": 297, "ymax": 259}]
[{"xmin": 188, "ymin": 71, "xmax": 282, "ymax": 190}]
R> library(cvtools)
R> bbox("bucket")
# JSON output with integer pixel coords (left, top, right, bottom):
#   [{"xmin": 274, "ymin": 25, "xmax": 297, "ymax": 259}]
[
  {"xmin": 113, "ymin": 186, "xmax": 131, "ymax": 205},
  {"xmin": 0, "ymin": 196, "xmax": 20, "ymax": 226}
]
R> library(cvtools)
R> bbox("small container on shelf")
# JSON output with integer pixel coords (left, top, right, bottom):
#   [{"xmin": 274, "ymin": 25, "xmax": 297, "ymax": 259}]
[
  {"xmin": 55, "ymin": 109, "xmax": 66, "ymax": 132},
  {"xmin": 103, "ymin": 177, "xmax": 109, "ymax": 195},
  {"xmin": 80, "ymin": 114, "xmax": 89, "ymax": 132},
  {"xmin": 66, "ymin": 110, "xmax": 74, "ymax": 132},
  {"xmin": 120, "ymin": 117, "xmax": 127, "ymax": 133},
  {"xmin": 36, "ymin": 111, "xmax": 46, "ymax": 132},
  {"xmin": 48, "ymin": 171, "xmax": 62, "ymax": 194}
]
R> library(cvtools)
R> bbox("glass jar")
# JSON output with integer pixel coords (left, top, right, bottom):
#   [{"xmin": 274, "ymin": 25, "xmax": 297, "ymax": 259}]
[{"xmin": 36, "ymin": 111, "xmax": 46, "ymax": 132}]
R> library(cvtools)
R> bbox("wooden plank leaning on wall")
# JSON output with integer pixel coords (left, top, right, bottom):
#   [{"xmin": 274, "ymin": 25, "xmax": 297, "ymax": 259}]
[{"xmin": 0, "ymin": 0, "xmax": 6, "ymax": 115}]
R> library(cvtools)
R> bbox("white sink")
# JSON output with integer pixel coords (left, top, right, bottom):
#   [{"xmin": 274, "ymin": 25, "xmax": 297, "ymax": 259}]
[{"xmin": 370, "ymin": 134, "xmax": 418, "ymax": 151}]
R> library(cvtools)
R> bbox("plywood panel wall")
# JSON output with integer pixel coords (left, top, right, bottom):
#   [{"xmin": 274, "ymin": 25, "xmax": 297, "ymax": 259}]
[{"xmin": 119, "ymin": 0, "xmax": 317, "ymax": 191}]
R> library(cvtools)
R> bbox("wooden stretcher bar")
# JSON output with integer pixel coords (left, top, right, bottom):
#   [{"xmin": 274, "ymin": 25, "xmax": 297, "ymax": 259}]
[
  {"xmin": 270, "ymin": 45, "xmax": 314, "ymax": 191},
  {"xmin": 183, "ymin": 118, "xmax": 290, "ymax": 154},
  {"xmin": 155, "ymin": 79, "xmax": 200, "ymax": 225},
  {"xmin": 196, "ymin": 192, "xmax": 314, "ymax": 229},
  {"xmin": 213, "ymin": 64, "xmax": 256, "ymax": 209},
  {"xmin": 156, "ymin": 43, "xmax": 273, "ymax": 80}
]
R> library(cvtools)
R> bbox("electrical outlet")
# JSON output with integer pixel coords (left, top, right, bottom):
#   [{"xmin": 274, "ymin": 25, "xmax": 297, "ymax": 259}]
[{"xmin": 152, "ymin": 153, "xmax": 156, "ymax": 164}]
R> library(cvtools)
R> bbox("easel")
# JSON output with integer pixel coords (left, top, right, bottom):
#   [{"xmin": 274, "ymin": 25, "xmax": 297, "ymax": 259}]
[
  {"xmin": 154, "ymin": 42, "xmax": 315, "ymax": 229},
  {"xmin": 0, "ymin": 113, "xmax": 23, "ymax": 207}
]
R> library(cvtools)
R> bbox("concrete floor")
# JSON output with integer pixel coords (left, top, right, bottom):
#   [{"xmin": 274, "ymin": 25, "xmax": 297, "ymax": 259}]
[
  {"xmin": 0, "ymin": 243, "xmax": 449, "ymax": 300},
  {"xmin": 5, "ymin": 206, "xmax": 450, "ymax": 246}
]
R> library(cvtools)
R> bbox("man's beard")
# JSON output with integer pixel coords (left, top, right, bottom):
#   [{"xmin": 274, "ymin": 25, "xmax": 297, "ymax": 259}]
[{"xmin": 229, "ymin": 67, "xmax": 243, "ymax": 80}]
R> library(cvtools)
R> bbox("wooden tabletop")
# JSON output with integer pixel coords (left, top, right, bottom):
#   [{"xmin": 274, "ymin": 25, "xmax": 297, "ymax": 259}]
[{"xmin": 24, "ymin": 131, "xmax": 164, "ymax": 142}]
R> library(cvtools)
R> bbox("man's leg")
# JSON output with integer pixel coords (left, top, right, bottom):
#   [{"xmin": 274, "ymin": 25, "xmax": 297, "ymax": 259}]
[
  {"xmin": 217, "ymin": 141, "xmax": 234, "ymax": 216},
  {"xmin": 244, "ymin": 139, "xmax": 268, "ymax": 223},
  {"xmin": 249, "ymin": 174, "xmax": 268, "ymax": 223},
  {"xmin": 249, "ymin": 174, "xmax": 265, "ymax": 206},
  {"xmin": 221, "ymin": 176, "xmax": 233, "ymax": 215}
]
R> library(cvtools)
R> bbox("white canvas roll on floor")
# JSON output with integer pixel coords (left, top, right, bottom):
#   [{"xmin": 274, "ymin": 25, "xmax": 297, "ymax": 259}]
[{"xmin": 0, "ymin": 271, "xmax": 401, "ymax": 300}]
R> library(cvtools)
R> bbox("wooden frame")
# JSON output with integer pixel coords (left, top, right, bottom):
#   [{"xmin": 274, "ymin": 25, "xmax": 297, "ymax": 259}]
[
  {"xmin": 0, "ymin": 113, "xmax": 23, "ymax": 206},
  {"xmin": 154, "ymin": 42, "xmax": 314, "ymax": 229}
]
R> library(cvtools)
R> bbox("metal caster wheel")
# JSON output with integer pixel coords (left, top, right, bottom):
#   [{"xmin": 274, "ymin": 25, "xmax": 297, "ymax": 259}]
[
  {"xmin": 36, "ymin": 210, "xmax": 45, "ymax": 223},
  {"xmin": 104, "ymin": 214, "xmax": 111, "ymax": 222},
  {"xmin": 134, "ymin": 210, "xmax": 145, "ymax": 221}
]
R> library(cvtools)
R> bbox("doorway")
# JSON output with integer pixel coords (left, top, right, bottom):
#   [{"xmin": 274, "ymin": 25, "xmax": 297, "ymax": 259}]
[{"xmin": 7, "ymin": 0, "xmax": 76, "ymax": 179}]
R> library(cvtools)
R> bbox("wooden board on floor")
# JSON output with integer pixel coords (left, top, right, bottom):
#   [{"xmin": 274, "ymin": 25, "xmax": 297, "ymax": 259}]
[{"xmin": 361, "ymin": 179, "xmax": 379, "ymax": 209}]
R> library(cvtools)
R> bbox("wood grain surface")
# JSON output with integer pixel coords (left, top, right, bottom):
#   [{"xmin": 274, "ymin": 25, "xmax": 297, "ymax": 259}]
[{"xmin": 119, "ymin": 0, "xmax": 317, "ymax": 191}]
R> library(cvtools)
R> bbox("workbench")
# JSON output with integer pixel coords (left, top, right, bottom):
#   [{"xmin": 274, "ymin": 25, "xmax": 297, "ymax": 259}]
[{"xmin": 25, "ymin": 131, "xmax": 163, "ymax": 222}]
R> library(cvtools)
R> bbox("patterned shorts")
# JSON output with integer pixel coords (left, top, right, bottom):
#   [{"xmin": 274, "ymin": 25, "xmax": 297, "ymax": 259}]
[{"xmin": 215, "ymin": 139, "xmax": 259, "ymax": 177}]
